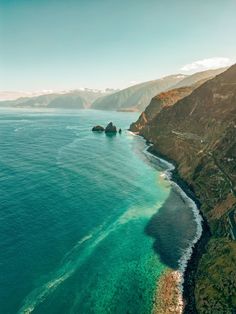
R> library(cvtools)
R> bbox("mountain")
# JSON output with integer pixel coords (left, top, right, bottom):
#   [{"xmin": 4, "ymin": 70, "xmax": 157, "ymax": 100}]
[
  {"xmin": 92, "ymin": 68, "xmax": 227, "ymax": 112},
  {"xmin": 130, "ymin": 68, "xmax": 227, "ymax": 134},
  {"xmin": 130, "ymin": 65, "xmax": 236, "ymax": 313},
  {"xmin": 1, "ymin": 69, "xmax": 226, "ymax": 111},
  {"xmin": 91, "ymin": 75, "xmax": 187, "ymax": 112},
  {"xmin": 0, "ymin": 89, "xmax": 114, "ymax": 109},
  {"xmin": 172, "ymin": 67, "xmax": 227, "ymax": 89},
  {"xmin": 130, "ymin": 86, "xmax": 195, "ymax": 133}
]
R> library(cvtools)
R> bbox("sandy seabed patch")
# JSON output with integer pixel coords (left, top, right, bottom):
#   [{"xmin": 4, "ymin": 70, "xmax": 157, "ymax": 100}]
[{"xmin": 152, "ymin": 269, "xmax": 183, "ymax": 314}]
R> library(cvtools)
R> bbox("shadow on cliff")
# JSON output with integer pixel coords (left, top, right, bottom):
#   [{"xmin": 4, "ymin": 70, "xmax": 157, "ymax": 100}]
[{"xmin": 145, "ymin": 189, "xmax": 197, "ymax": 269}]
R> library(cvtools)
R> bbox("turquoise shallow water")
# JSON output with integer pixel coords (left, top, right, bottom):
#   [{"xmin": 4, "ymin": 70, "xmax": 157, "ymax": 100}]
[{"xmin": 0, "ymin": 108, "xmax": 198, "ymax": 314}]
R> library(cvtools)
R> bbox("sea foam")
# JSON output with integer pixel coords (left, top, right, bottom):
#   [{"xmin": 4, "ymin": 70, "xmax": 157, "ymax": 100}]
[{"xmin": 143, "ymin": 142, "xmax": 203, "ymax": 294}]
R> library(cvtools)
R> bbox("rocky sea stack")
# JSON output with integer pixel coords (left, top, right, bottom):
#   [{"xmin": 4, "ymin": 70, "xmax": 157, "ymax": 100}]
[
  {"xmin": 92, "ymin": 125, "xmax": 105, "ymax": 132},
  {"xmin": 92, "ymin": 122, "xmax": 120, "ymax": 134},
  {"xmin": 105, "ymin": 122, "xmax": 117, "ymax": 133}
]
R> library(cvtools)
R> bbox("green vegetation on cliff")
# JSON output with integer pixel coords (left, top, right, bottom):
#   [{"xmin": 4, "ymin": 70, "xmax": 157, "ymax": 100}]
[
  {"xmin": 195, "ymin": 238, "xmax": 236, "ymax": 313},
  {"xmin": 130, "ymin": 65, "xmax": 236, "ymax": 313}
]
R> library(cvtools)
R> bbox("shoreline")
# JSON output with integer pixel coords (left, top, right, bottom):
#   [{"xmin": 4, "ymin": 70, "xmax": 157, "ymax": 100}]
[
  {"xmin": 128, "ymin": 130, "xmax": 210, "ymax": 313},
  {"xmin": 152, "ymin": 269, "xmax": 183, "ymax": 314},
  {"xmin": 145, "ymin": 144, "xmax": 211, "ymax": 314}
]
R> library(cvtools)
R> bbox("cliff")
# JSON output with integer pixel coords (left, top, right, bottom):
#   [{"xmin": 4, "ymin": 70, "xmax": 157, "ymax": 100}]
[
  {"xmin": 92, "ymin": 68, "xmax": 226, "ymax": 112},
  {"xmin": 129, "ymin": 86, "xmax": 195, "ymax": 133},
  {"xmin": 130, "ymin": 65, "xmax": 236, "ymax": 313}
]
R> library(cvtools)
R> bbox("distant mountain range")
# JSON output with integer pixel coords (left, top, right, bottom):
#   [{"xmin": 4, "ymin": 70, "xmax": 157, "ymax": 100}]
[
  {"xmin": 0, "ymin": 89, "xmax": 116, "ymax": 109},
  {"xmin": 129, "ymin": 68, "xmax": 226, "ymax": 133},
  {"xmin": 91, "ymin": 75, "xmax": 187, "ymax": 111},
  {"xmin": 92, "ymin": 68, "xmax": 227, "ymax": 112},
  {"xmin": 0, "ymin": 68, "xmax": 227, "ymax": 110}
]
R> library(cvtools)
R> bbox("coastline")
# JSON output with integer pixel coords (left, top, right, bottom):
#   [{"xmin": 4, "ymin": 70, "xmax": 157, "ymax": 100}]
[
  {"xmin": 129, "ymin": 130, "xmax": 210, "ymax": 313},
  {"xmin": 146, "ymin": 144, "xmax": 210, "ymax": 314},
  {"xmin": 152, "ymin": 269, "xmax": 183, "ymax": 314}
]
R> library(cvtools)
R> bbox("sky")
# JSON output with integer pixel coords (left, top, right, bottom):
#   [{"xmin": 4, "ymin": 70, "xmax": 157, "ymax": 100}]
[{"xmin": 0, "ymin": 0, "xmax": 236, "ymax": 91}]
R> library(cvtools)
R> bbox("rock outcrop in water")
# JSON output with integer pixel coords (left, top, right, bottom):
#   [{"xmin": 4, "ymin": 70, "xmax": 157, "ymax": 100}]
[
  {"xmin": 130, "ymin": 64, "xmax": 236, "ymax": 313},
  {"xmin": 92, "ymin": 123, "xmax": 120, "ymax": 133},
  {"xmin": 105, "ymin": 122, "xmax": 117, "ymax": 133},
  {"xmin": 92, "ymin": 125, "xmax": 105, "ymax": 132}
]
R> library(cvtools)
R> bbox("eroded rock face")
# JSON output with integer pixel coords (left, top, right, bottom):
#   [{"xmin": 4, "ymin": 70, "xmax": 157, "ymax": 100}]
[
  {"xmin": 130, "ymin": 86, "xmax": 194, "ymax": 133},
  {"xmin": 105, "ymin": 122, "xmax": 117, "ymax": 133},
  {"xmin": 92, "ymin": 125, "xmax": 105, "ymax": 132},
  {"xmin": 130, "ymin": 64, "xmax": 236, "ymax": 313}
]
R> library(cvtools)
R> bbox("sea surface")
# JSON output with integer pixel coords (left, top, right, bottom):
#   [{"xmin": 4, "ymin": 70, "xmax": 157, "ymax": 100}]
[{"xmin": 0, "ymin": 108, "xmax": 199, "ymax": 314}]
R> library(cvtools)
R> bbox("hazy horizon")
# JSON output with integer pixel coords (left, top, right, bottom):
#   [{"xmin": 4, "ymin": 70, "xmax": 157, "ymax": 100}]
[
  {"xmin": 0, "ymin": 63, "xmax": 234, "ymax": 96},
  {"xmin": 1, "ymin": 0, "xmax": 236, "ymax": 92}
]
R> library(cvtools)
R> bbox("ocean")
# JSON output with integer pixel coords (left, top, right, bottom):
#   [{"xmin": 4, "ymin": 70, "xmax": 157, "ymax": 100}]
[{"xmin": 0, "ymin": 108, "xmax": 201, "ymax": 314}]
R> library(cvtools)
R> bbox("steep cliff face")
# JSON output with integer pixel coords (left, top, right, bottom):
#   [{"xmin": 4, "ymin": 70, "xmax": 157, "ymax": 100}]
[
  {"xmin": 129, "ymin": 86, "xmax": 195, "ymax": 133},
  {"xmin": 130, "ymin": 65, "xmax": 236, "ymax": 313},
  {"xmin": 129, "ymin": 69, "xmax": 226, "ymax": 134},
  {"xmin": 92, "ymin": 68, "xmax": 226, "ymax": 112}
]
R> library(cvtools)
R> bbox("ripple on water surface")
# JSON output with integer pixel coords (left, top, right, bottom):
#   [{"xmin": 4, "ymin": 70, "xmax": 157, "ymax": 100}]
[{"xmin": 0, "ymin": 109, "xmax": 200, "ymax": 314}]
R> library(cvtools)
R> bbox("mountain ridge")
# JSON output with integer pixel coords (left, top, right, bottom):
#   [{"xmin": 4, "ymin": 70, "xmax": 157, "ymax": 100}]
[
  {"xmin": 91, "ymin": 74, "xmax": 186, "ymax": 112},
  {"xmin": 130, "ymin": 64, "xmax": 236, "ymax": 313},
  {"xmin": 91, "ymin": 67, "xmax": 227, "ymax": 112},
  {"xmin": 0, "ymin": 89, "xmax": 115, "ymax": 109},
  {"xmin": 0, "ymin": 67, "xmax": 228, "ymax": 111}
]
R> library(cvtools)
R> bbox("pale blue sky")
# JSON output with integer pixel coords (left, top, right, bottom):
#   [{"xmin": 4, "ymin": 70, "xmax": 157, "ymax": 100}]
[{"xmin": 0, "ymin": 0, "xmax": 236, "ymax": 91}]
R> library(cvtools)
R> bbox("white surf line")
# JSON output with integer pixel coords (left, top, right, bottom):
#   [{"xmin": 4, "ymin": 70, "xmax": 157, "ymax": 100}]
[
  {"xmin": 142, "ymin": 142, "xmax": 203, "ymax": 306},
  {"xmin": 129, "ymin": 133, "xmax": 202, "ymax": 267},
  {"xmin": 18, "ymin": 201, "xmax": 163, "ymax": 314},
  {"xmin": 170, "ymin": 181, "xmax": 202, "ymax": 287},
  {"xmin": 128, "ymin": 133, "xmax": 202, "ymax": 306}
]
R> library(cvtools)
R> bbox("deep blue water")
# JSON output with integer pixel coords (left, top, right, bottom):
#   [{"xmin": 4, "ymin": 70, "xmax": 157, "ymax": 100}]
[{"xmin": 0, "ymin": 108, "xmax": 198, "ymax": 314}]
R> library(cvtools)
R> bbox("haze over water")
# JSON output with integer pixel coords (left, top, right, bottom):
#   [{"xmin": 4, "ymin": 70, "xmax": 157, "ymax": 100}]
[{"xmin": 0, "ymin": 109, "xmax": 198, "ymax": 314}]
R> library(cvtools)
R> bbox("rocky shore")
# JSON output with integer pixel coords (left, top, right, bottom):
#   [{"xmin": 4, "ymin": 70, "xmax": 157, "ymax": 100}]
[
  {"xmin": 130, "ymin": 65, "xmax": 236, "ymax": 313},
  {"xmin": 182, "ymin": 218, "xmax": 211, "ymax": 313},
  {"xmin": 152, "ymin": 269, "xmax": 183, "ymax": 314},
  {"xmin": 147, "ymin": 145, "xmax": 206, "ymax": 313}
]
